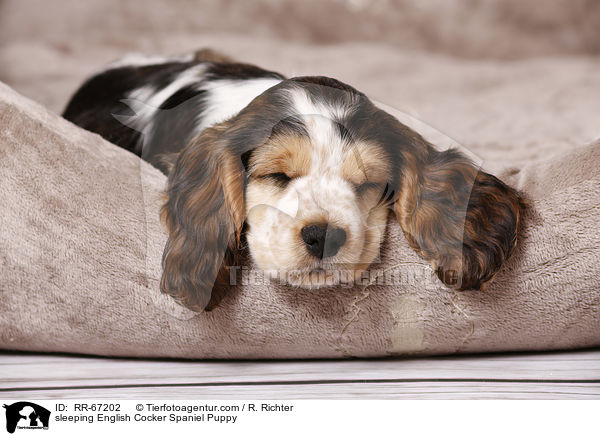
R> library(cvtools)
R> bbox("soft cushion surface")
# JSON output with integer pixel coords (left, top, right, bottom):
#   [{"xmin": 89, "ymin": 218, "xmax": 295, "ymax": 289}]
[{"xmin": 1, "ymin": 81, "xmax": 599, "ymax": 359}]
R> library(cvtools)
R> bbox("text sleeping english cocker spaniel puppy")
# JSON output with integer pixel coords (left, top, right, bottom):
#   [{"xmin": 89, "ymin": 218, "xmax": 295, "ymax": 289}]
[{"xmin": 63, "ymin": 49, "xmax": 524, "ymax": 311}]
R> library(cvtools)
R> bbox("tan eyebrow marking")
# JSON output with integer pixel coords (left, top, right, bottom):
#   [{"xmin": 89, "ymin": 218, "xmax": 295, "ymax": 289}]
[
  {"xmin": 249, "ymin": 134, "xmax": 312, "ymax": 179},
  {"xmin": 342, "ymin": 142, "xmax": 391, "ymax": 185}
]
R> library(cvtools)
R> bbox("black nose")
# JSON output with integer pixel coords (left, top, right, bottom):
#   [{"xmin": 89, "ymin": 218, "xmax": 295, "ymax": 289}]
[{"xmin": 301, "ymin": 224, "xmax": 347, "ymax": 259}]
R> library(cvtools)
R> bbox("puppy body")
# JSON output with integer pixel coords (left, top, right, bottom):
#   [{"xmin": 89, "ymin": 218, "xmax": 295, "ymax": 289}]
[
  {"xmin": 63, "ymin": 52, "xmax": 285, "ymax": 174},
  {"xmin": 64, "ymin": 51, "xmax": 523, "ymax": 311}
]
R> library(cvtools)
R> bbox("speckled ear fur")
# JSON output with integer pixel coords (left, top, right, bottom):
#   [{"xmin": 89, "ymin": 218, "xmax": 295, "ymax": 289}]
[
  {"xmin": 395, "ymin": 146, "xmax": 523, "ymax": 290},
  {"xmin": 160, "ymin": 121, "xmax": 245, "ymax": 311}
]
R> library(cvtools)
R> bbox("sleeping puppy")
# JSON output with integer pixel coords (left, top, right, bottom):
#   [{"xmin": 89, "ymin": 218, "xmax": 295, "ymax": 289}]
[{"xmin": 63, "ymin": 49, "xmax": 523, "ymax": 311}]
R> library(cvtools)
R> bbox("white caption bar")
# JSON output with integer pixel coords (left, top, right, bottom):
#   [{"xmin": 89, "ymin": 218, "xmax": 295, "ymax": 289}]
[{"xmin": 0, "ymin": 399, "xmax": 596, "ymax": 435}]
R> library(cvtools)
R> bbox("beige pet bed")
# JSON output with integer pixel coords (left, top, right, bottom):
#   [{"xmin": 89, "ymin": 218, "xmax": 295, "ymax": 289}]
[{"xmin": 1, "ymin": 81, "xmax": 599, "ymax": 359}]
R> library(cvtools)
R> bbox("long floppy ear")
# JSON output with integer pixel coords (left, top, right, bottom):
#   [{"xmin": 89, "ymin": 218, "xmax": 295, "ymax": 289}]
[
  {"xmin": 395, "ymin": 147, "xmax": 523, "ymax": 290},
  {"xmin": 160, "ymin": 121, "xmax": 245, "ymax": 311}
]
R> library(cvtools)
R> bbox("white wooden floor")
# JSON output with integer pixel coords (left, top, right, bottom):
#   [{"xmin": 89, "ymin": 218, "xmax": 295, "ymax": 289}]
[{"xmin": 1, "ymin": 349, "xmax": 599, "ymax": 399}]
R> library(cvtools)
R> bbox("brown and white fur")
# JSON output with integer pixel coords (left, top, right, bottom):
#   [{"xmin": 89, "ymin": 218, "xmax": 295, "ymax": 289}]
[{"xmin": 63, "ymin": 49, "xmax": 523, "ymax": 311}]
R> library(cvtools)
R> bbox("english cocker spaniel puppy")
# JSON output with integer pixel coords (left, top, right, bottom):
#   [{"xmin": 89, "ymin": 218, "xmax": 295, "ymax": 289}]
[{"xmin": 63, "ymin": 49, "xmax": 523, "ymax": 311}]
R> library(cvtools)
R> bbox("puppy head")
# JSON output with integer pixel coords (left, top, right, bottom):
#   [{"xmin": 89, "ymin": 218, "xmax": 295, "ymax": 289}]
[
  {"xmin": 161, "ymin": 76, "xmax": 522, "ymax": 311},
  {"xmin": 244, "ymin": 78, "xmax": 398, "ymax": 289}
]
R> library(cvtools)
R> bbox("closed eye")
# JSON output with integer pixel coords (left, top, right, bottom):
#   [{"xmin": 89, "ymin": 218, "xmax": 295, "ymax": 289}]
[
  {"xmin": 354, "ymin": 181, "xmax": 383, "ymax": 195},
  {"xmin": 259, "ymin": 172, "xmax": 293, "ymax": 187}
]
